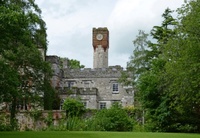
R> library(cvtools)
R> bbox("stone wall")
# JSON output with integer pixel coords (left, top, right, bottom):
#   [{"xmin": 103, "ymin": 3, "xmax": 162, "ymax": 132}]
[
  {"xmin": 46, "ymin": 55, "xmax": 134, "ymax": 110},
  {"xmin": 0, "ymin": 110, "xmax": 65, "ymax": 131}
]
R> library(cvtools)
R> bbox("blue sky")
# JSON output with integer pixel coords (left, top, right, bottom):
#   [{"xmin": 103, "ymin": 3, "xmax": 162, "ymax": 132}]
[{"xmin": 35, "ymin": 0, "xmax": 184, "ymax": 68}]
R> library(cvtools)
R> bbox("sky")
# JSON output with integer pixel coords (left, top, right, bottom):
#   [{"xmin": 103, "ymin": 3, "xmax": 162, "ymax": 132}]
[{"xmin": 35, "ymin": 0, "xmax": 185, "ymax": 68}]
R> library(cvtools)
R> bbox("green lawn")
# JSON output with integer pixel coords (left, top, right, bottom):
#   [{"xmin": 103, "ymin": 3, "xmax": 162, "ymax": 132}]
[{"xmin": 0, "ymin": 131, "xmax": 199, "ymax": 138}]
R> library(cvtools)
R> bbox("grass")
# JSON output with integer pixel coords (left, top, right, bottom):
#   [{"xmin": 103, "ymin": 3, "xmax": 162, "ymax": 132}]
[{"xmin": 0, "ymin": 131, "xmax": 199, "ymax": 138}]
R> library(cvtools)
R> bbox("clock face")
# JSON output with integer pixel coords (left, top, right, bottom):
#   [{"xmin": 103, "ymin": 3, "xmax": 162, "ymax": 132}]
[{"xmin": 96, "ymin": 34, "xmax": 103, "ymax": 40}]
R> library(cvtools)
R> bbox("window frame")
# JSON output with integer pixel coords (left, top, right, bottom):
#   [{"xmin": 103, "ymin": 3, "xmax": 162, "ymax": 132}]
[
  {"xmin": 99, "ymin": 102, "xmax": 106, "ymax": 109},
  {"xmin": 112, "ymin": 83, "xmax": 119, "ymax": 93},
  {"xmin": 68, "ymin": 81, "xmax": 75, "ymax": 89}
]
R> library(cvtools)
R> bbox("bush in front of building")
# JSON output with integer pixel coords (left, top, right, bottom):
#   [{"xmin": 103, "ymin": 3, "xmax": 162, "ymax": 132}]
[
  {"xmin": 62, "ymin": 97, "xmax": 86, "ymax": 118},
  {"xmin": 84, "ymin": 103, "xmax": 133, "ymax": 131}
]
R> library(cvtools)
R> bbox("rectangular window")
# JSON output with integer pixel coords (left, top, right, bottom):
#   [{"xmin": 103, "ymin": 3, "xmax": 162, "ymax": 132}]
[
  {"xmin": 112, "ymin": 83, "xmax": 119, "ymax": 93},
  {"xmin": 99, "ymin": 102, "xmax": 106, "ymax": 109},
  {"xmin": 68, "ymin": 81, "xmax": 74, "ymax": 89}
]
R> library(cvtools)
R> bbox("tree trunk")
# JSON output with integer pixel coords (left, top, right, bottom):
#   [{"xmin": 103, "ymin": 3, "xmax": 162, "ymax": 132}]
[{"xmin": 10, "ymin": 96, "xmax": 17, "ymax": 130}]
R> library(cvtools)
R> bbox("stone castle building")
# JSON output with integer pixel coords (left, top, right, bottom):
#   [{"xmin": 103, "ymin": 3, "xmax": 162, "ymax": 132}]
[{"xmin": 46, "ymin": 27, "xmax": 134, "ymax": 109}]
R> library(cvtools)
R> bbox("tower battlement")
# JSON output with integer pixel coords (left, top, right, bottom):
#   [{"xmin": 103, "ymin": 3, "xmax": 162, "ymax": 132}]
[
  {"xmin": 63, "ymin": 65, "xmax": 125, "ymax": 78},
  {"xmin": 46, "ymin": 56, "xmax": 129, "ymax": 79}
]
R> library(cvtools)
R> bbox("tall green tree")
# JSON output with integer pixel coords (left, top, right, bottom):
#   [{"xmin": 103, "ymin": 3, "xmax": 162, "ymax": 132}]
[
  {"xmin": 139, "ymin": 8, "xmax": 178, "ymax": 132},
  {"xmin": 125, "ymin": 8, "xmax": 179, "ymax": 132},
  {"xmin": 129, "ymin": 0, "xmax": 200, "ymax": 132},
  {"xmin": 119, "ymin": 30, "xmax": 151, "ymax": 89},
  {"xmin": 127, "ymin": 30, "xmax": 151, "ymax": 79},
  {"xmin": 150, "ymin": 8, "xmax": 177, "ymax": 58},
  {"xmin": 161, "ymin": 0, "xmax": 200, "ymax": 132},
  {"xmin": 0, "ymin": 0, "xmax": 52, "ymax": 129}
]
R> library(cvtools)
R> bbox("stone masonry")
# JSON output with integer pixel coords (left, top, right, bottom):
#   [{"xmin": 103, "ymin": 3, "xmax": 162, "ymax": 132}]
[
  {"xmin": 46, "ymin": 27, "xmax": 134, "ymax": 110},
  {"xmin": 93, "ymin": 27, "xmax": 109, "ymax": 68}
]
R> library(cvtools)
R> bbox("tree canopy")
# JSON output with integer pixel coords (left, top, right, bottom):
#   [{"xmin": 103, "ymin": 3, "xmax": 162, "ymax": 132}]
[
  {"xmin": 124, "ymin": 0, "xmax": 200, "ymax": 132},
  {"xmin": 68, "ymin": 59, "xmax": 85, "ymax": 69},
  {"xmin": 0, "ymin": 0, "xmax": 53, "ymax": 129}
]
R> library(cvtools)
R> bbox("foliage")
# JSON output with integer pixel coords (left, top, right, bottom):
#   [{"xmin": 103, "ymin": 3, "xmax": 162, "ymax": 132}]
[
  {"xmin": 0, "ymin": 0, "xmax": 53, "ymax": 129},
  {"xmin": 120, "ymin": 30, "xmax": 151, "ymax": 87},
  {"xmin": 0, "ymin": 124, "xmax": 12, "ymax": 131},
  {"xmin": 137, "ymin": 7, "xmax": 180, "ymax": 133},
  {"xmin": 65, "ymin": 117, "xmax": 85, "ymax": 131},
  {"xmin": 43, "ymin": 79, "xmax": 56, "ymax": 110},
  {"xmin": 127, "ymin": 30, "xmax": 151, "ymax": 76},
  {"xmin": 30, "ymin": 110, "xmax": 42, "ymax": 121},
  {"xmin": 0, "ymin": 113, "xmax": 12, "ymax": 131},
  {"xmin": 52, "ymin": 92, "xmax": 61, "ymax": 110},
  {"xmin": 88, "ymin": 103, "xmax": 133, "ymax": 131},
  {"xmin": 55, "ymin": 103, "xmax": 134, "ymax": 131},
  {"xmin": 124, "ymin": 0, "xmax": 200, "ymax": 133},
  {"xmin": 161, "ymin": 0, "xmax": 200, "ymax": 132},
  {"xmin": 62, "ymin": 97, "xmax": 85, "ymax": 118},
  {"xmin": 123, "ymin": 106, "xmax": 145, "ymax": 132},
  {"xmin": 44, "ymin": 111, "xmax": 53, "ymax": 127},
  {"xmin": 68, "ymin": 59, "xmax": 85, "ymax": 69}
]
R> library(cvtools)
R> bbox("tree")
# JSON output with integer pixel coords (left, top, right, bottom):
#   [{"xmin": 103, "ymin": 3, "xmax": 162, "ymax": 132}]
[
  {"xmin": 0, "ymin": 0, "xmax": 52, "ymax": 129},
  {"xmin": 161, "ymin": 0, "xmax": 200, "ymax": 132},
  {"xmin": 68, "ymin": 59, "xmax": 85, "ymax": 69},
  {"xmin": 124, "ymin": 8, "xmax": 179, "ymax": 132},
  {"xmin": 127, "ymin": 30, "xmax": 151, "ymax": 79},
  {"xmin": 137, "ymin": 8, "xmax": 179, "ymax": 132},
  {"xmin": 127, "ymin": 1, "xmax": 200, "ymax": 132},
  {"xmin": 43, "ymin": 78, "xmax": 56, "ymax": 110},
  {"xmin": 92, "ymin": 103, "xmax": 133, "ymax": 131},
  {"xmin": 62, "ymin": 98, "xmax": 85, "ymax": 118},
  {"xmin": 150, "ymin": 8, "xmax": 177, "ymax": 56},
  {"xmin": 119, "ymin": 30, "xmax": 151, "ymax": 91}
]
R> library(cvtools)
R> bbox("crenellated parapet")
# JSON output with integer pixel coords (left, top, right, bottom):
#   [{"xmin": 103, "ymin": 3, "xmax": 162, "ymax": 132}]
[
  {"xmin": 46, "ymin": 55, "xmax": 132, "ymax": 80},
  {"xmin": 46, "ymin": 55, "xmax": 131, "ymax": 80},
  {"xmin": 63, "ymin": 66, "xmax": 124, "ymax": 78}
]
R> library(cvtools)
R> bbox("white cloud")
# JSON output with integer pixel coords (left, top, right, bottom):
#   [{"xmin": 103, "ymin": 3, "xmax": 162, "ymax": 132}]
[{"xmin": 35, "ymin": 0, "xmax": 185, "ymax": 68}]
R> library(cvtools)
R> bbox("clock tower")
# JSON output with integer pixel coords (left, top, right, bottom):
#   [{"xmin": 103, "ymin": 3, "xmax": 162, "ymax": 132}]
[{"xmin": 93, "ymin": 27, "xmax": 109, "ymax": 68}]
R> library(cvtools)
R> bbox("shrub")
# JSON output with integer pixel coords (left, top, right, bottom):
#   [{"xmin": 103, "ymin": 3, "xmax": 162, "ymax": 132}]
[
  {"xmin": 0, "ymin": 113, "xmax": 12, "ymax": 131},
  {"xmin": 44, "ymin": 111, "xmax": 53, "ymax": 127},
  {"xmin": 62, "ymin": 97, "xmax": 85, "ymax": 118},
  {"xmin": 65, "ymin": 117, "xmax": 85, "ymax": 131},
  {"xmin": 0, "ymin": 124, "xmax": 12, "ymax": 131},
  {"xmin": 87, "ymin": 103, "xmax": 133, "ymax": 131}
]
